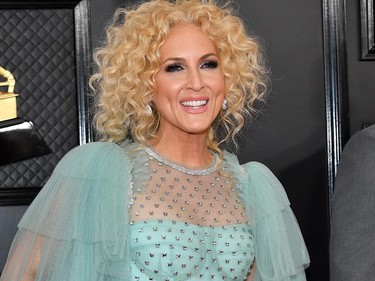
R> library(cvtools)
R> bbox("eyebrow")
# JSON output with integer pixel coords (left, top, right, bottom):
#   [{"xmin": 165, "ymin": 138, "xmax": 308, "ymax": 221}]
[{"xmin": 162, "ymin": 53, "xmax": 218, "ymax": 64}]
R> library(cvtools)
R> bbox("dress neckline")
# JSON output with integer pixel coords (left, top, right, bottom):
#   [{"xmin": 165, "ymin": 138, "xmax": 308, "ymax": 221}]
[{"xmin": 144, "ymin": 146, "xmax": 219, "ymax": 176}]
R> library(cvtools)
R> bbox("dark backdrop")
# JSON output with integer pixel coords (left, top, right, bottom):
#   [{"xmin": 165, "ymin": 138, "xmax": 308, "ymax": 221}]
[{"xmin": 346, "ymin": 0, "xmax": 375, "ymax": 134}]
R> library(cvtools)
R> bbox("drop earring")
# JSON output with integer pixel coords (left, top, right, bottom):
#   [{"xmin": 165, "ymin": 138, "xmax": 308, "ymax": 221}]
[
  {"xmin": 146, "ymin": 104, "xmax": 153, "ymax": 115},
  {"xmin": 222, "ymin": 99, "xmax": 227, "ymax": 110}
]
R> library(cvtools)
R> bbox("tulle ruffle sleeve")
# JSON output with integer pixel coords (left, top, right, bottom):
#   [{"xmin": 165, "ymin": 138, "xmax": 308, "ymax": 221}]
[
  {"xmin": 241, "ymin": 161, "xmax": 310, "ymax": 281},
  {"xmin": 1, "ymin": 142, "xmax": 133, "ymax": 281}
]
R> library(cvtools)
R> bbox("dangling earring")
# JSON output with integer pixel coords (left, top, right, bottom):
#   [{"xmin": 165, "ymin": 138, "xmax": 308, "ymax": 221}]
[
  {"xmin": 146, "ymin": 104, "xmax": 153, "ymax": 115},
  {"xmin": 222, "ymin": 99, "xmax": 227, "ymax": 110}
]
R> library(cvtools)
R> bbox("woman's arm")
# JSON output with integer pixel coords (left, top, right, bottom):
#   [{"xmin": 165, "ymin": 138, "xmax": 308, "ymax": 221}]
[
  {"xmin": 1, "ymin": 232, "xmax": 41, "ymax": 281},
  {"xmin": 246, "ymin": 262, "xmax": 256, "ymax": 281}
]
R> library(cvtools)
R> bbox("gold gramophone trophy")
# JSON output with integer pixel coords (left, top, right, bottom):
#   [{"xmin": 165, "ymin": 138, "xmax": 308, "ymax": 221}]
[
  {"xmin": 0, "ymin": 66, "xmax": 18, "ymax": 121},
  {"xmin": 0, "ymin": 66, "xmax": 51, "ymax": 165}
]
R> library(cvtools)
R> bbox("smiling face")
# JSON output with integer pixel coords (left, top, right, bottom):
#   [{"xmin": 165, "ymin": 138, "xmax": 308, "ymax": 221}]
[{"xmin": 153, "ymin": 23, "xmax": 225, "ymax": 139}]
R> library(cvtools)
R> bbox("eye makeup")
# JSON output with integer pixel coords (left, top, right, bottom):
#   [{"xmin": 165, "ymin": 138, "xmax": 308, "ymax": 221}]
[
  {"xmin": 165, "ymin": 63, "xmax": 184, "ymax": 73},
  {"xmin": 200, "ymin": 60, "xmax": 219, "ymax": 69},
  {"xmin": 164, "ymin": 59, "xmax": 219, "ymax": 73}
]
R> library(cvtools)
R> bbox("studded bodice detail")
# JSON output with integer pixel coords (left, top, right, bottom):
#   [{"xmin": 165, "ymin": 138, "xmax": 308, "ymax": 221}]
[
  {"xmin": 130, "ymin": 220, "xmax": 254, "ymax": 280},
  {"xmin": 128, "ymin": 147, "xmax": 255, "ymax": 280}
]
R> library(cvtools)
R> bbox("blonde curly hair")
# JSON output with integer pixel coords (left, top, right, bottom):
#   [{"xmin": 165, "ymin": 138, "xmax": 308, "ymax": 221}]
[{"xmin": 91, "ymin": 0, "xmax": 269, "ymax": 154}]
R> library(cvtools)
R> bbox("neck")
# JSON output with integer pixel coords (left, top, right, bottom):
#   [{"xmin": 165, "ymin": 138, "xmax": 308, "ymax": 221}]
[{"xmin": 151, "ymin": 131, "xmax": 213, "ymax": 169}]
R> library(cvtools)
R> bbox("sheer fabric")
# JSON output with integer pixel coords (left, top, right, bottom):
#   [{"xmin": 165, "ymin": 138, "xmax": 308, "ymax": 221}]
[
  {"xmin": 0, "ymin": 142, "xmax": 309, "ymax": 281},
  {"xmin": 128, "ymin": 147, "xmax": 254, "ymax": 280}
]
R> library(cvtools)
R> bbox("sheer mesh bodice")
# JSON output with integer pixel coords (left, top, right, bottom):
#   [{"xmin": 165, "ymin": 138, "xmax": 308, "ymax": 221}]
[
  {"xmin": 129, "ymin": 147, "xmax": 249, "ymax": 226},
  {"xmin": 128, "ymin": 147, "xmax": 255, "ymax": 280}
]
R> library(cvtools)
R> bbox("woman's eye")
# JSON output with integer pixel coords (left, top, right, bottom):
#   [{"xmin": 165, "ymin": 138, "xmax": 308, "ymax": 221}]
[
  {"xmin": 165, "ymin": 64, "xmax": 184, "ymax": 72},
  {"xmin": 201, "ymin": 60, "xmax": 219, "ymax": 69}
]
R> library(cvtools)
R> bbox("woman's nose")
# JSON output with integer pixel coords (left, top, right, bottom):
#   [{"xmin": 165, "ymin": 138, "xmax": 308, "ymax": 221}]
[{"xmin": 185, "ymin": 69, "xmax": 204, "ymax": 91}]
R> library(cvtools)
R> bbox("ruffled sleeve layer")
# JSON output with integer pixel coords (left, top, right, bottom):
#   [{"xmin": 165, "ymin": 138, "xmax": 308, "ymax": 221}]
[
  {"xmin": 1, "ymin": 142, "xmax": 133, "ymax": 281},
  {"xmin": 237, "ymin": 160, "xmax": 310, "ymax": 281},
  {"xmin": 225, "ymin": 153, "xmax": 310, "ymax": 281}
]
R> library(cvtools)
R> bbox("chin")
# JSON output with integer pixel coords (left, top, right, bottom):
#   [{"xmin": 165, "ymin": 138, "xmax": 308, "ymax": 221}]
[{"xmin": 184, "ymin": 126, "xmax": 211, "ymax": 135}]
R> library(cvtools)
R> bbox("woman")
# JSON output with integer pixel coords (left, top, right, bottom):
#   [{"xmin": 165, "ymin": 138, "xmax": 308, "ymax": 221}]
[{"xmin": 1, "ymin": 0, "xmax": 310, "ymax": 280}]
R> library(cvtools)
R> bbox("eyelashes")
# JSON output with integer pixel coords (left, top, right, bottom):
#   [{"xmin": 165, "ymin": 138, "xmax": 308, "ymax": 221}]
[
  {"xmin": 165, "ymin": 64, "xmax": 184, "ymax": 73},
  {"xmin": 164, "ymin": 60, "xmax": 219, "ymax": 73},
  {"xmin": 201, "ymin": 60, "xmax": 218, "ymax": 69}
]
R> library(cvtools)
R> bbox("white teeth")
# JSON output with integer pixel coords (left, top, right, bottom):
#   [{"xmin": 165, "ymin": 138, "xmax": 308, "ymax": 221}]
[{"xmin": 181, "ymin": 100, "xmax": 207, "ymax": 108}]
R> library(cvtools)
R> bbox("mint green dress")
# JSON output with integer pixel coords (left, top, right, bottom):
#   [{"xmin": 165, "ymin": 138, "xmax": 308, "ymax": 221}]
[{"xmin": 1, "ymin": 142, "xmax": 309, "ymax": 281}]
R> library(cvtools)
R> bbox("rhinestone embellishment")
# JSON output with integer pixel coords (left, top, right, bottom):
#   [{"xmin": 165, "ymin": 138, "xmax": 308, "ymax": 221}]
[{"xmin": 145, "ymin": 147, "xmax": 219, "ymax": 176}]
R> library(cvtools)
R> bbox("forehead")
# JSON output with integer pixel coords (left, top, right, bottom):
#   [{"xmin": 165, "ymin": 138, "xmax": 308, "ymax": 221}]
[{"xmin": 158, "ymin": 23, "xmax": 218, "ymax": 58}]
